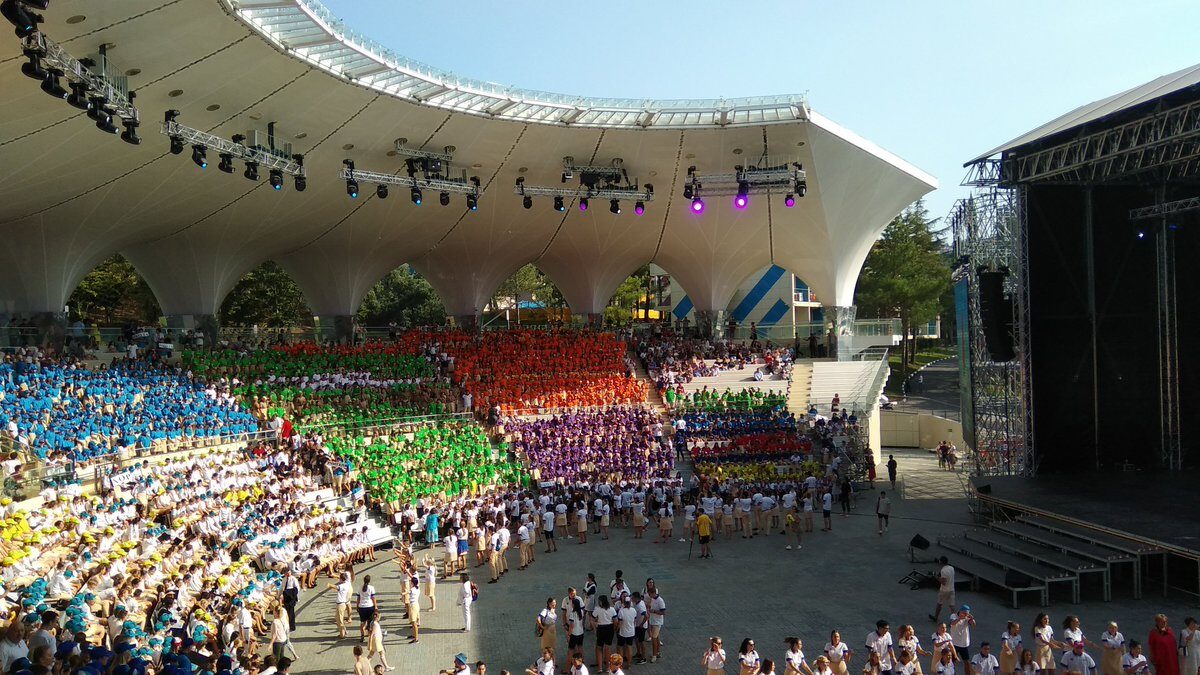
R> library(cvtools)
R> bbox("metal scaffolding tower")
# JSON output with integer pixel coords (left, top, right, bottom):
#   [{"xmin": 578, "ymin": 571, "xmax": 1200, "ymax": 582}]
[{"xmin": 948, "ymin": 186, "xmax": 1034, "ymax": 476}]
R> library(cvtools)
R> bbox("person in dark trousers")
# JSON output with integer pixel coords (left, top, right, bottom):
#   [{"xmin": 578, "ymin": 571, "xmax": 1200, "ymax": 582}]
[{"xmin": 887, "ymin": 455, "xmax": 898, "ymax": 489}]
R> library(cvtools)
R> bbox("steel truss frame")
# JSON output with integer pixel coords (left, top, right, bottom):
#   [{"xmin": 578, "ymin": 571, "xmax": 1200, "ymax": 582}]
[
  {"xmin": 340, "ymin": 167, "xmax": 481, "ymax": 196},
  {"xmin": 162, "ymin": 120, "xmax": 306, "ymax": 176},
  {"xmin": 949, "ymin": 186, "xmax": 1035, "ymax": 477},
  {"xmin": 24, "ymin": 32, "xmax": 139, "ymax": 123},
  {"xmin": 685, "ymin": 163, "xmax": 808, "ymax": 198},
  {"xmin": 971, "ymin": 97, "xmax": 1200, "ymax": 186}
]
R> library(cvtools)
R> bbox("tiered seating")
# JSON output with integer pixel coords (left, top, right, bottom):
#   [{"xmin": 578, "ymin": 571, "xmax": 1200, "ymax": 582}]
[
  {"xmin": 507, "ymin": 407, "xmax": 671, "ymax": 482},
  {"xmin": 323, "ymin": 421, "xmax": 523, "ymax": 504},
  {"xmin": 396, "ymin": 329, "xmax": 645, "ymax": 413},
  {"xmin": 0, "ymin": 349, "xmax": 260, "ymax": 462},
  {"xmin": 808, "ymin": 360, "xmax": 886, "ymax": 414}
]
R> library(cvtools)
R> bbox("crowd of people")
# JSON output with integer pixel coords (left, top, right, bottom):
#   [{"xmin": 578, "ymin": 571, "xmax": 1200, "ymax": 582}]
[
  {"xmin": 0, "ymin": 348, "xmax": 260, "ymax": 463},
  {"xmin": 506, "ymin": 408, "xmax": 674, "ymax": 483}
]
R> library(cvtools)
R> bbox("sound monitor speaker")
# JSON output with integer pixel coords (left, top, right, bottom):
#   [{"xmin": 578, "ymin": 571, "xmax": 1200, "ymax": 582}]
[
  {"xmin": 978, "ymin": 270, "xmax": 1016, "ymax": 362},
  {"xmin": 909, "ymin": 534, "xmax": 931, "ymax": 550}
]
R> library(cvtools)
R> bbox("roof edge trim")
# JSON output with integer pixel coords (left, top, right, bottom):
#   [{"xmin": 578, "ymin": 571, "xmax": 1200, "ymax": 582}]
[
  {"xmin": 224, "ymin": 0, "xmax": 812, "ymax": 129},
  {"xmin": 807, "ymin": 111, "xmax": 939, "ymax": 189}
]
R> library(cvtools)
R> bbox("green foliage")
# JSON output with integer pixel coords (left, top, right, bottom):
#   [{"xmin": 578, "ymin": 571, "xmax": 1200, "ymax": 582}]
[
  {"xmin": 604, "ymin": 265, "xmax": 651, "ymax": 325},
  {"xmin": 356, "ymin": 265, "xmax": 447, "ymax": 327},
  {"xmin": 855, "ymin": 200, "xmax": 951, "ymax": 370},
  {"xmin": 492, "ymin": 264, "xmax": 566, "ymax": 310},
  {"xmin": 69, "ymin": 255, "xmax": 161, "ymax": 325},
  {"xmin": 219, "ymin": 261, "xmax": 312, "ymax": 327}
]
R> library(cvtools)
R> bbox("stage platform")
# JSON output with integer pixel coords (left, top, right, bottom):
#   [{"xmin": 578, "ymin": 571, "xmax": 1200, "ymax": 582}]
[{"xmin": 971, "ymin": 473, "xmax": 1200, "ymax": 559}]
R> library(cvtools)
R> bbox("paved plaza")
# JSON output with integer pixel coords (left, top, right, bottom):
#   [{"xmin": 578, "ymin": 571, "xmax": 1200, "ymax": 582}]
[{"xmin": 287, "ymin": 449, "xmax": 1195, "ymax": 674}]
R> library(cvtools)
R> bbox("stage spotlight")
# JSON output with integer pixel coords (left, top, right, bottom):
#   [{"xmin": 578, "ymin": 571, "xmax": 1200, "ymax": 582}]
[
  {"xmin": 376, "ymin": 184, "xmax": 388, "ymax": 199},
  {"xmin": 85, "ymin": 97, "xmax": 108, "ymax": 122},
  {"xmin": 523, "ymin": 195, "xmax": 533, "ymax": 210},
  {"xmin": 243, "ymin": 161, "xmax": 259, "ymax": 181},
  {"xmin": 217, "ymin": 153, "xmax": 234, "ymax": 173},
  {"xmin": 40, "ymin": 68, "xmax": 66, "ymax": 99},
  {"xmin": 410, "ymin": 186, "xmax": 422, "ymax": 205},
  {"xmin": 466, "ymin": 194, "xmax": 478, "ymax": 211},
  {"xmin": 439, "ymin": 191, "xmax": 450, "ymax": 206},
  {"xmin": 95, "ymin": 111, "xmax": 118, "ymax": 135},
  {"xmin": 269, "ymin": 169, "xmax": 284, "ymax": 191},
  {"xmin": 634, "ymin": 201, "xmax": 645, "ymax": 215},
  {"xmin": 191, "ymin": 145, "xmax": 207, "ymax": 169},
  {"xmin": 66, "ymin": 82, "xmax": 89, "ymax": 110},
  {"xmin": 609, "ymin": 199, "xmax": 621, "ymax": 215},
  {"xmin": 1136, "ymin": 230, "xmax": 1145, "ymax": 239},
  {"xmin": 784, "ymin": 194, "xmax": 795, "ymax": 208},
  {"xmin": 20, "ymin": 49, "xmax": 46, "ymax": 80},
  {"xmin": 683, "ymin": 184, "xmax": 693, "ymax": 200},
  {"xmin": 22, "ymin": 0, "xmax": 49, "ymax": 10},
  {"xmin": 734, "ymin": 181, "xmax": 749, "ymax": 209},
  {"xmin": 579, "ymin": 197, "xmax": 589, "ymax": 212},
  {"xmin": 553, "ymin": 196, "xmax": 565, "ymax": 212},
  {"xmin": 169, "ymin": 136, "xmax": 184, "ymax": 155},
  {"xmin": 797, "ymin": 181, "xmax": 807, "ymax": 198},
  {"xmin": 691, "ymin": 197, "xmax": 705, "ymax": 213},
  {"xmin": 294, "ymin": 175, "xmax": 306, "ymax": 192},
  {"xmin": 120, "ymin": 119, "xmax": 140, "ymax": 146},
  {"xmin": 2, "ymin": 0, "xmax": 41, "ymax": 39},
  {"xmin": 346, "ymin": 178, "xmax": 358, "ymax": 198}
]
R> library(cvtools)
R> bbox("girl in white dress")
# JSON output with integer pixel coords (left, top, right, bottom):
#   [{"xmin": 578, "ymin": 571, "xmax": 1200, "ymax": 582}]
[
  {"xmin": 1182, "ymin": 617, "xmax": 1200, "ymax": 675},
  {"xmin": 826, "ymin": 630, "xmax": 853, "ymax": 675}
]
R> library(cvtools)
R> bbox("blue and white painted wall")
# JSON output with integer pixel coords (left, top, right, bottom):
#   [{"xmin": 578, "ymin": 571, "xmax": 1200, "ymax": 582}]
[{"xmin": 653, "ymin": 263, "xmax": 819, "ymax": 331}]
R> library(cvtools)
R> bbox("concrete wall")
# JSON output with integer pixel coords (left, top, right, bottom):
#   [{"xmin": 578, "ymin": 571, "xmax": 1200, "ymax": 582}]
[{"xmin": 881, "ymin": 410, "xmax": 963, "ymax": 449}]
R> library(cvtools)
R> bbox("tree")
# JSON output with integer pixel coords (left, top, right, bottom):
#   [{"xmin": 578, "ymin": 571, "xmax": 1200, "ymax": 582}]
[
  {"xmin": 605, "ymin": 265, "xmax": 651, "ymax": 325},
  {"xmin": 69, "ymin": 255, "xmax": 161, "ymax": 325},
  {"xmin": 357, "ymin": 265, "xmax": 446, "ymax": 327},
  {"xmin": 491, "ymin": 264, "xmax": 567, "ymax": 323},
  {"xmin": 855, "ymin": 200, "xmax": 951, "ymax": 378},
  {"xmin": 219, "ymin": 262, "xmax": 312, "ymax": 327}
]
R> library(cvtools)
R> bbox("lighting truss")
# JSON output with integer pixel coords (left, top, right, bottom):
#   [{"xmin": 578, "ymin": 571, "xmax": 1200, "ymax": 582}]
[
  {"xmin": 161, "ymin": 114, "xmax": 306, "ymax": 176},
  {"xmin": 513, "ymin": 176, "xmax": 652, "ymax": 202},
  {"xmin": 341, "ymin": 165, "xmax": 481, "ymax": 197},
  {"xmin": 1129, "ymin": 195, "xmax": 1200, "ymax": 220},
  {"xmin": 393, "ymin": 138, "xmax": 454, "ymax": 164},
  {"xmin": 22, "ymin": 32, "xmax": 139, "ymax": 123},
  {"xmin": 685, "ymin": 162, "xmax": 807, "ymax": 197}
]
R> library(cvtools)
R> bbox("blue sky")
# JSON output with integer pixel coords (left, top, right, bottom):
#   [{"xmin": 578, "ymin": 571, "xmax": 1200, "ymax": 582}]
[{"xmin": 322, "ymin": 0, "xmax": 1199, "ymax": 223}]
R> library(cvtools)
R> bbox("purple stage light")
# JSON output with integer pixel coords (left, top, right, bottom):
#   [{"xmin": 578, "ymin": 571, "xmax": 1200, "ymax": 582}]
[
  {"xmin": 734, "ymin": 195, "xmax": 748, "ymax": 209},
  {"xmin": 785, "ymin": 194, "xmax": 796, "ymax": 208},
  {"xmin": 579, "ymin": 198, "xmax": 589, "ymax": 212},
  {"xmin": 691, "ymin": 197, "xmax": 705, "ymax": 213},
  {"xmin": 634, "ymin": 202, "xmax": 645, "ymax": 215}
]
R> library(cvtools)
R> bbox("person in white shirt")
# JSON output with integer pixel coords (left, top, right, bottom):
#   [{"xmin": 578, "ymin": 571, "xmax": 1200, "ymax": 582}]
[
  {"xmin": 1059, "ymin": 642, "xmax": 1096, "ymax": 675},
  {"xmin": 646, "ymin": 588, "xmax": 666, "ymax": 663},
  {"xmin": 936, "ymin": 649, "xmax": 956, "ymax": 675},
  {"xmin": 971, "ymin": 642, "xmax": 1000, "ymax": 675},
  {"xmin": 866, "ymin": 621, "xmax": 897, "ymax": 674},
  {"xmin": 616, "ymin": 597, "xmax": 639, "ymax": 667},
  {"xmin": 1098, "ymin": 622, "xmax": 1125, "ymax": 675},
  {"xmin": 424, "ymin": 559, "xmax": 438, "ymax": 612},
  {"xmin": 950, "ymin": 606, "xmax": 975, "ymax": 662},
  {"xmin": 458, "ymin": 573, "xmax": 474, "ymax": 632},
  {"xmin": 568, "ymin": 653, "xmax": 591, "ymax": 675},
  {"xmin": 931, "ymin": 557, "xmax": 955, "ymax": 622},
  {"xmin": 542, "ymin": 509, "xmax": 557, "ymax": 552},
  {"xmin": 326, "ymin": 572, "xmax": 354, "ymax": 639},
  {"xmin": 821, "ymin": 490, "xmax": 833, "ymax": 531},
  {"xmin": 785, "ymin": 636, "xmax": 816, "ymax": 675},
  {"xmin": 702, "ymin": 637, "xmax": 728, "ymax": 675},
  {"xmin": 1120, "ymin": 641, "xmax": 1148, "ymax": 675}
]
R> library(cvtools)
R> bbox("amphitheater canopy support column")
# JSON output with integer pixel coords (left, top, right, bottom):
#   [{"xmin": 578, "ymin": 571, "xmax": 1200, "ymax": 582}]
[
  {"xmin": 694, "ymin": 309, "xmax": 726, "ymax": 339},
  {"xmin": 827, "ymin": 305, "xmax": 857, "ymax": 360},
  {"xmin": 586, "ymin": 312, "xmax": 604, "ymax": 328},
  {"xmin": 454, "ymin": 313, "xmax": 479, "ymax": 331},
  {"xmin": 315, "ymin": 315, "xmax": 356, "ymax": 345},
  {"xmin": 166, "ymin": 314, "xmax": 218, "ymax": 347}
]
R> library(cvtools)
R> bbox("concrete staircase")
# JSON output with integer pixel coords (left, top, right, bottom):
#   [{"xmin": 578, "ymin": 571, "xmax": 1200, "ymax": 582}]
[
  {"xmin": 629, "ymin": 354, "xmax": 669, "ymax": 415},
  {"xmin": 786, "ymin": 362, "xmax": 813, "ymax": 418},
  {"xmin": 302, "ymin": 486, "xmax": 394, "ymax": 547}
]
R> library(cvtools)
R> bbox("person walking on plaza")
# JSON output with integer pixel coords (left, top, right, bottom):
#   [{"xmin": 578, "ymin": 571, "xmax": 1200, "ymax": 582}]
[
  {"xmin": 646, "ymin": 586, "xmax": 666, "ymax": 663},
  {"xmin": 543, "ymin": 507, "xmax": 558, "ymax": 553},
  {"xmin": 887, "ymin": 455, "xmax": 898, "ymax": 489},
  {"xmin": 424, "ymin": 558, "xmax": 438, "ymax": 612},
  {"xmin": 1032, "ymin": 613, "xmax": 1062, "ymax": 675},
  {"xmin": 459, "ymin": 573, "xmax": 474, "ymax": 633},
  {"xmin": 1181, "ymin": 617, "xmax": 1200, "ymax": 675},
  {"xmin": 822, "ymin": 490, "xmax": 834, "ymax": 532},
  {"xmin": 592, "ymin": 595, "xmax": 617, "ymax": 671},
  {"xmin": 406, "ymin": 574, "xmax": 422, "ymax": 643},
  {"xmin": 875, "ymin": 492, "xmax": 892, "ymax": 535},
  {"xmin": 536, "ymin": 597, "xmax": 559, "ymax": 664},
  {"xmin": 357, "ymin": 575, "xmax": 378, "ymax": 643},
  {"xmin": 1146, "ymin": 615, "xmax": 1178, "ymax": 675},
  {"xmin": 327, "ymin": 571, "xmax": 354, "ymax": 639},
  {"xmin": 353, "ymin": 645, "xmax": 370, "ymax": 675},
  {"xmin": 930, "ymin": 558, "xmax": 955, "ymax": 622},
  {"xmin": 366, "ymin": 611, "xmax": 395, "ymax": 671}
]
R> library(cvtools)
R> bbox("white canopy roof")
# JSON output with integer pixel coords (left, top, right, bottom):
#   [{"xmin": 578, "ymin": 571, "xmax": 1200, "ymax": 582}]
[{"xmin": 0, "ymin": 0, "xmax": 936, "ymax": 318}]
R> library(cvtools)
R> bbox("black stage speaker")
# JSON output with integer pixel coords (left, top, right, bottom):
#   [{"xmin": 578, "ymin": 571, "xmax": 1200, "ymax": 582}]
[
  {"xmin": 978, "ymin": 270, "xmax": 1015, "ymax": 362},
  {"xmin": 910, "ymin": 534, "xmax": 931, "ymax": 550}
]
